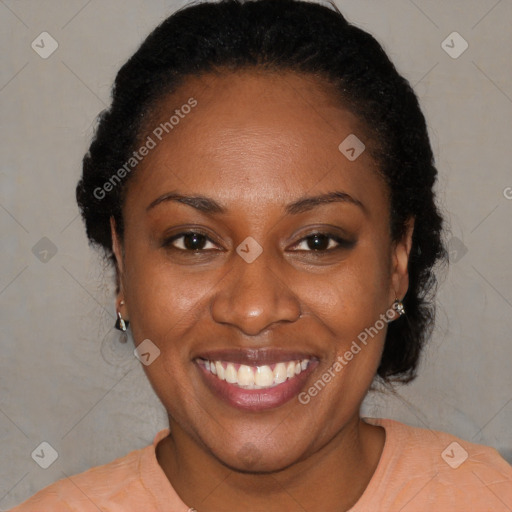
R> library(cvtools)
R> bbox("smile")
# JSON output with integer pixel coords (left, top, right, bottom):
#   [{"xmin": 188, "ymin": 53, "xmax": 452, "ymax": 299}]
[{"xmin": 197, "ymin": 358, "xmax": 311, "ymax": 389}]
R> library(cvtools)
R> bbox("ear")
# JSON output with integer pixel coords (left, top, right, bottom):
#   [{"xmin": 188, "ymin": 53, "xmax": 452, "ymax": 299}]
[
  {"xmin": 110, "ymin": 217, "xmax": 125, "ymax": 298},
  {"xmin": 390, "ymin": 217, "xmax": 415, "ymax": 302}
]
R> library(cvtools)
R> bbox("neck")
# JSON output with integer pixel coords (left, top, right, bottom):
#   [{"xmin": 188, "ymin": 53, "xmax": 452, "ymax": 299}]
[{"xmin": 156, "ymin": 415, "xmax": 385, "ymax": 512}]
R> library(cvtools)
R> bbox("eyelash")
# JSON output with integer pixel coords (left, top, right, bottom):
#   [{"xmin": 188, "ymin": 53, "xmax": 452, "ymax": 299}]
[
  {"xmin": 163, "ymin": 231, "xmax": 354, "ymax": 253},
  {"xmin": 164, "ymin": 231, "xmax": 219, "ymax": 252}
]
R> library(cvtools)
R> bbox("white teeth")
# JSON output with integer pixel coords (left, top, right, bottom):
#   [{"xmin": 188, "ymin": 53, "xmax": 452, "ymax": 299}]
[
  {"xmin": 238, "ymin": 364, "xmax": 255, "ymax": 387},
  {"xmin": 202, "ymin": 358, "xmax": 312, "ymax": 389},
  {"xmin": 215, "ymin": 361, "xmax": 225, "ymax": 380},
  {"xmin": 273, "ymin": 362, "xmax": 287, "ymax": 384},
  {"xmin": 225, "ymin": 363, "xmax": 237, "ymax": 383},
  {"xmin": 255, "ymin": 365, "xmax": 274, "ymax": 387}
]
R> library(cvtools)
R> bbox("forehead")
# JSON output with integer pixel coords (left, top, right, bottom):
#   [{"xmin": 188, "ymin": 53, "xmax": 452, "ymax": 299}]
[{"xmin": 125, "ymin": 70, "xmax": 387, "ymax": 216}]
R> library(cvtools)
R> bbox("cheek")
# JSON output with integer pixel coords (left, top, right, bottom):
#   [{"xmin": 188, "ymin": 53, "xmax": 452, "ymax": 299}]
[
  {"xmin": 301, "ymin": 245, "xmax": 391, "ymax": 340},
  {"xmin": 122, "ymin": 257, "xmax": 220, "ymax": 416},
  {"xmin": 297, "ymin": 252, "xmax": 391, "ymax": 418},
  {"xmin": 125, "ymin": 260, "xmax": 220, "ymax": 344}
]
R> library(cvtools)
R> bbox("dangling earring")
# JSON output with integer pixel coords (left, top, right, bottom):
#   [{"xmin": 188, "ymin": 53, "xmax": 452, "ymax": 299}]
[
  {"xmin": 115, "ymin": 300, "xmax": 129, "ymax": 340},
  {"xmin": 115, "ymin": 311, "xmax": 129, "ymax": 332},
  {"xmin": 100, "ymin": 300, "xmax": 133, "ymax": 365},
  {"xmin": 393, "ymin": 298, "xmax": 405, "ymax": 316}
]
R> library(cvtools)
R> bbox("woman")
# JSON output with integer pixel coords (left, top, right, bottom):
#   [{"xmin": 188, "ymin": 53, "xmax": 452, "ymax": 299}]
[{"xmin": 11, "ymin": 0, "xmax": 511, "ymax": 510}]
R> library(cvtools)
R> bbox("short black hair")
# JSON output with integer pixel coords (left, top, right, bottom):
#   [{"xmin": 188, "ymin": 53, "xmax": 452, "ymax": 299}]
[{"xmin": 76, "ymin": 0, "xmax": 447, "ymax": 384}]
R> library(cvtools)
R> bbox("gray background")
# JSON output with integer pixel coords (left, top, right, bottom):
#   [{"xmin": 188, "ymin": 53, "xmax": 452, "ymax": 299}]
[{"xmin": 1, "ymin": 0, "xmax": 511, "ymax": 508}]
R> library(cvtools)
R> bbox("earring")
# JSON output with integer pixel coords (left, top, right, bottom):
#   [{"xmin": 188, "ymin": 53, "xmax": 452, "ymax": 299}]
[
  {"xmin": 393, "ymin": 298, "xmax": 405, "ymax": 316},
  {"xmin": 115, "ymin": 311, "xmax": 129, "ymax": 332}
]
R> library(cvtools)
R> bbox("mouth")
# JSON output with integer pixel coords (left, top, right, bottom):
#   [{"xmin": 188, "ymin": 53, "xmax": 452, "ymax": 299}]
[
  {"xmin": 197, "ymin": 358, "xmax": 312, "ymax": 389},
  {"xmin": 194, "ymin": 350, "xmax": 319, "ymax": 411}
]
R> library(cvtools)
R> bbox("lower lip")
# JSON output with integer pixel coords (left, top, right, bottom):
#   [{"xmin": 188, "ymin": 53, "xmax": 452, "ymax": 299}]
[{"xmin": 196, "ymin": 361, "xmax": 317, "ymax": 412}]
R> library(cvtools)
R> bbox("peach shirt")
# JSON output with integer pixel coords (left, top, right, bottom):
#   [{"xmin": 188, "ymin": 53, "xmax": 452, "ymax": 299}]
[{"xmin": 9, "ymin": 418, "xmax": 512, "ymax": 511}]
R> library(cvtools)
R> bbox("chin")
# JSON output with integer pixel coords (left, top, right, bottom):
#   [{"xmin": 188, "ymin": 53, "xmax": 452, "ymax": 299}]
[
  {"xmin": 206, "ymin": 433, "xmax": 312, "ymax": 474},
  {"xmin": 220, "ymin": 449, "xmax": 299, "ymax": 474}
]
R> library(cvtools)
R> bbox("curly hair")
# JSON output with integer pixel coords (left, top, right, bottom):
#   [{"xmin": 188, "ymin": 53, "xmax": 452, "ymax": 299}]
[{"xmin": 76, "ymin": 0, "xmax": 446, "ymax": 384}]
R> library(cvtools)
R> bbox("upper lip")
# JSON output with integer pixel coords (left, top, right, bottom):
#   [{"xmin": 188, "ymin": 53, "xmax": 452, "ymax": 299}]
[{"xmin": 194, "ymin": 348, "xmax": 318, "ymax": 366}]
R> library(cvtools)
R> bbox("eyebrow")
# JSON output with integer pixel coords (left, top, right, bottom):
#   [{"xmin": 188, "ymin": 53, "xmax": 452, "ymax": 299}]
[
  {"xmin": 285, "ymin": 191, "xmax": 364, "ymax": 214},
  {"xmin": 146, "ymin": 192, "xmax": 226, "ymax": 214},
  {"xmin": 146, "ymin": 190, "xmax": 364, "ymax": 215}
]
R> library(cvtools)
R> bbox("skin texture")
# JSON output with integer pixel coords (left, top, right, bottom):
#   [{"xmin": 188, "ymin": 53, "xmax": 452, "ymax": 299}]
[{"xmin": 111, "ymin": 70, "xmax": 413, "ymax": 512}]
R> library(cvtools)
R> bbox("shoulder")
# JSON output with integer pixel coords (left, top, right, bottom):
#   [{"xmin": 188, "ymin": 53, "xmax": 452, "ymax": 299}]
[
  {"xmin": 357, "ymin": 417, "xmax": 512, "ymax": 512},
  {"xmin": 7, "ymin": 432, "xmax": 171, "ymax": 512},
  {"xmin": 374, "ymin": 417, "xmax": 511, "ymax": 476}
]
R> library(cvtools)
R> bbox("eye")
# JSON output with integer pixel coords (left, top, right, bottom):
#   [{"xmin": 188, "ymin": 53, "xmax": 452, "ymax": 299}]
[
  {"xmin": 164, "ymin": 231, "xmax": 219, "ymax": 251},
  {"xmin": 292, "ymin": 233, "xmax": 352, "ymax": 252}
]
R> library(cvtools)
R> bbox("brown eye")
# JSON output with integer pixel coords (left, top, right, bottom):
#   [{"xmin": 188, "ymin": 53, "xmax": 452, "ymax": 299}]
[
  {"xmin": 305, "ymin": 234, "xmax": 331, "ymax": 251},
  {"xmin": 292, "ymin": 233, "xmax": 353, "ymax": 252},
  {"xmin": 164, "ymin": 232, "xmax": 218, "ymax": 251}
]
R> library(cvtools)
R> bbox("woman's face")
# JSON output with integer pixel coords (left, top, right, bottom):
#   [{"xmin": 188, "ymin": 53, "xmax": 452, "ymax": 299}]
[{"xmin": 113, "ymin": 70, "xmax": 411, "ymax": 472}]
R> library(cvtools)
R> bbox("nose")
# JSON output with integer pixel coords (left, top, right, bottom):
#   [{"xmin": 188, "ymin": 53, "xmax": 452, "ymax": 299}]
[{"xmin": 210, "ymin": 250, "xmax": 302, "ymax": 336}]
